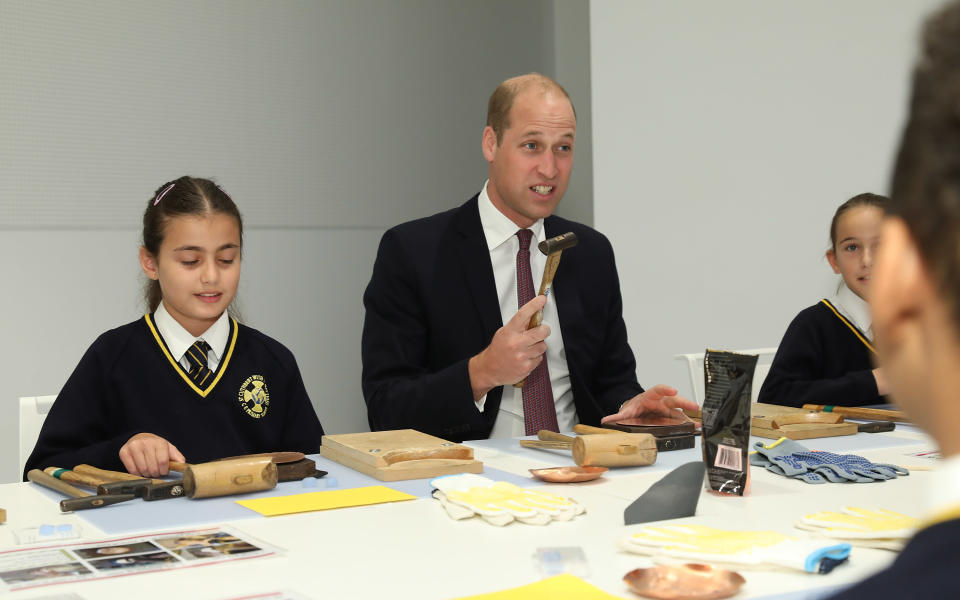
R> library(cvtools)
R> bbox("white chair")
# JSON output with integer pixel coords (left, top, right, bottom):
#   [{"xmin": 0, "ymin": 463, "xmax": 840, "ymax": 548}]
[
  {"xmin": 673, "ymin": 348, "xmax": 778, "ymax": 405},
  {"xmin": 18, "ymin": 395, "xmax": 56, "ymax": 478}
]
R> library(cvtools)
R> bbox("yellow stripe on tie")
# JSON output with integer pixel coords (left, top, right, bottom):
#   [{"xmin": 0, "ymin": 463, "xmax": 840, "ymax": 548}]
[{"xmin": 199, "ymin": 370, "xmax": 211, "ymax": 387}]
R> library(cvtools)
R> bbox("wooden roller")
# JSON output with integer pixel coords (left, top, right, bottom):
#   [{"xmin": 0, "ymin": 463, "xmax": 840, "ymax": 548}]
[
  {"xmin": 520, "ymin": 430, "xmax": 657, "ymax": 467},
  {"xmin": 181, "ymin": 457, "xmax": 277, "ymax": 499},
  {"xmin": 573, "ymin": 433, "xmax": 657, "ymax": 467}
]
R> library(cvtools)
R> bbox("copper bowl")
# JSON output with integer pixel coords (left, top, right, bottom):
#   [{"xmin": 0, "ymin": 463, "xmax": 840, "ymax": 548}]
[
  {"xmin": 528, "ymin": 466, "xmax": 608, "ymax": 483},
  {"xmin": 624, "ymin": 563, "xmax": 745, "ymax": 600}
]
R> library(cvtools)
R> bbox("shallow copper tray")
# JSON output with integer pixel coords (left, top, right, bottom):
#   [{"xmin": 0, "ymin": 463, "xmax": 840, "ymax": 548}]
[
  {"xmin": 529, "ymin": 466, "xmax": 608, "ymax": 483},
  {"xmin": 624, "ymin": 563, "xmax": 745, "ymax": 600}
]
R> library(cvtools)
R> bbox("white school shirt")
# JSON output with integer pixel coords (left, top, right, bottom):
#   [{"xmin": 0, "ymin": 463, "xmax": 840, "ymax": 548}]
[
  {"xmin": 830, "ymin": 282, "xmax": 873, "ymax": 341},
  {"xmin": 154, "ymin": 301, "xmax": 230, "ymax": 372},
  {"xmin": 476, "ymin": 181, "xmax": 576, "ymax": 437}
]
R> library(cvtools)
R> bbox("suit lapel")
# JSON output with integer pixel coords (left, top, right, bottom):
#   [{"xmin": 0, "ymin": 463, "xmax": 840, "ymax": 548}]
[{"xmin": 454, "ymin": 196, "xmax": 503, "ymax": 340}]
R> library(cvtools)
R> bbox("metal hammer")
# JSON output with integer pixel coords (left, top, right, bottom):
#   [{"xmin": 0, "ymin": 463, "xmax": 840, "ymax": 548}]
[{"xmin": 515, "ymin": 231, "xmax": 578, "ymax": 387}]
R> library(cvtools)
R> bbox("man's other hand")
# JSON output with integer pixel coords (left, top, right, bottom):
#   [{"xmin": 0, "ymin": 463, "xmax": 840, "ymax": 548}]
[{"xmin": 600, "ymin": 384, "xmax": 699, "ymax": 424}]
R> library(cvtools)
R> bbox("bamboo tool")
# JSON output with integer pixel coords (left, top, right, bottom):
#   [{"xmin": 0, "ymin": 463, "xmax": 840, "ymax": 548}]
[
  {"xmin": 803, "ymin": 404, "xmax": 909, "ymax": 423},
  {"xmin": 27, "ymin": 469, "xmax": 136, "ymax": 512},
  {"xmin": 321, "ymin": 430, "xmax": 483, "ymax": 482},
  {"xmin": 520, "ymin": 430, "xmax": 658, "ymax": 467},
  {"xmin": 514, "ymin": 231, "xmax": 579, "ymax": 388}
]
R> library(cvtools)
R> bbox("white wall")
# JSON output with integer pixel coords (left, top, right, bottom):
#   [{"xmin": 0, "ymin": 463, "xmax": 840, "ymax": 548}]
[
  {"xmin": 0, "ymin": 0, "xmax": 592, "ymax": 482},
  {"xmin": 590, "ymin": 1, "xmax": 944, "ymax": 400}
]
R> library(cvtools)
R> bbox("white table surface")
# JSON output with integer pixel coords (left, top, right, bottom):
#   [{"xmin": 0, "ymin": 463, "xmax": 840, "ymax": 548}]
[{"xmin": 0, "ymin": 426, "xmax": 938, "ymax": 600}]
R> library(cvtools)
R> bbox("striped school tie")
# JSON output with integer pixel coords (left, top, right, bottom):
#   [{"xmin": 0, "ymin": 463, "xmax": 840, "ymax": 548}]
[
  {"xmin": 185, "ymin": 340, "xmax": 213, "ymax": 387},
  {"xmin": 516, "ymin": 229, "xmax": 560, "ymax": 435}
]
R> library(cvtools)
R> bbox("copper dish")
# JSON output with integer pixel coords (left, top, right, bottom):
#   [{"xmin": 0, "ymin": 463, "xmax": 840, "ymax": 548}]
[
  {"xmin": 528, "ymin": 466, "xmax": 608, "ymax": 483},
  {"xmin": 624, "ymin": 563, "xmax": 745, "ymax": 600}
]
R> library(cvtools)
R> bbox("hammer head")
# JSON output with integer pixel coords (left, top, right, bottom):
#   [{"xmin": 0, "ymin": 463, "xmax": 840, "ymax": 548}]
[{"xmin": 538, "ymin": 232, "xmax": 578, "ymax": 256}]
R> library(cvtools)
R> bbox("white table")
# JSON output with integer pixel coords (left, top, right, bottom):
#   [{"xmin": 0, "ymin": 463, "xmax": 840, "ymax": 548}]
[{"xmin": 0, "ymin": 427, "xmax": 937, "ymax": 600}]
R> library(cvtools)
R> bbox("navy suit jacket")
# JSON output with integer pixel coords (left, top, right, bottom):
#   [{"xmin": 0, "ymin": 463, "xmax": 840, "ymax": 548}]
[{"xmin": 361, "ymin": 195, "xmax": 643, "ymax": 442}]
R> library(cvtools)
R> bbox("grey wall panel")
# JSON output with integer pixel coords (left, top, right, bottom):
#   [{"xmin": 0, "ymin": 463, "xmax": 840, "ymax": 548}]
[{"xmin": 590, "ymin": 0, "xmax": 943, "ymax": 402}]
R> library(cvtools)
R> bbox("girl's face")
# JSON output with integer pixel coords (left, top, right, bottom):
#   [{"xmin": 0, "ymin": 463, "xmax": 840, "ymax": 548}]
[
  {"xmin": 139, "ymin": 213, "xmax": 241, "ymax": 336},
  {"xmin": 826, "ymin": 205, "xmax": 884, "ymax": 301}
]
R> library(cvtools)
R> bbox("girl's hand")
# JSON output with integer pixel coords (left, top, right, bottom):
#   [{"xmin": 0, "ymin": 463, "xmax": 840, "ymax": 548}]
[
  {"xmin": 873, "ymin": 368, "xmax": 889, "ymax": 396},
  {"xmin": 119, "ymin": 433, "xmax": 186, "ymax": 477}
]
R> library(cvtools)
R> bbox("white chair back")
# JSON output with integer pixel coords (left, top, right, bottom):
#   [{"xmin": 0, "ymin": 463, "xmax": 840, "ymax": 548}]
[
  {"xmin": 673, "ymin": 348, "xmax": 777, "ymax": 405},
  {"xmin": 18, "ymin": 395, "xmax": 55, "ymax": 478}
]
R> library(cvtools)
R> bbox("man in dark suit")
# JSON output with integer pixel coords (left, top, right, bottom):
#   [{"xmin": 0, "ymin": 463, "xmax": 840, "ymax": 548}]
[
  {"xmin": 829, "ymin": 2, "xmax": 960, "ymax": 597},
  {"xmin": 361, "ymin": 73, "xmax": 695, "ymax": 442}
]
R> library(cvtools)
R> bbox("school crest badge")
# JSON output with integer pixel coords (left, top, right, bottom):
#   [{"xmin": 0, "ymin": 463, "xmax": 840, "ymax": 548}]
[{"xmin": 239, "ymin": 375, "xmax": 270, "ymax": 418}]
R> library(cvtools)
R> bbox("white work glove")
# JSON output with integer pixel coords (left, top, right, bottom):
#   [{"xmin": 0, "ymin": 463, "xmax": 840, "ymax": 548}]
[
  {"xmin": 796, "ymin": 507, "xmax": 918, "ymax": 551},
  {"xmin": 621, "ymin": 524, "xmax": 851, "ymax": 574},
  {"xmin": 431, "ymin": 474, "xmax": 584, "ymax": 526}
]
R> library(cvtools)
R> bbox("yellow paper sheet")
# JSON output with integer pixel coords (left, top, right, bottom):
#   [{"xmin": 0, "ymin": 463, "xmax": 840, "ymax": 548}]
[
  {"xmin": 235, "ymin": 485, "xmax": 416, "ymax": 516},
  {"xmin": 453, "ymin": 574, "xmax": 625, "ymax": 600}
]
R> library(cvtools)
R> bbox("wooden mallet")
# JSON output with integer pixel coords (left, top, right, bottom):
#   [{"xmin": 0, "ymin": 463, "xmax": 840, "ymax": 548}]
[
  {"xmin": 520, "ymin": 430, "xmax": 658, "ymax": 467},
  {"xmin": 515, "ymin": 231, "xmax": 578, "ymax": 388}
]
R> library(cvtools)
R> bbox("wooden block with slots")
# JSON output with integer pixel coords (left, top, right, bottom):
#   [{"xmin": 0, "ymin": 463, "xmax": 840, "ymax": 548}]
[
  {"xmin": 320, "ymin": 430, "xmax": 483, "ymax": 481},
  {"xmin": 751, "ymin": 403, "xmax": 857, "ymax": 440}
]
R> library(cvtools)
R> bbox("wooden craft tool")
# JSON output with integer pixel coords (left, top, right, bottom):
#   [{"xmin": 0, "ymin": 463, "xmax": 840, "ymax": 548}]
[
  {"xmin": 751, "ymin": 403, "xmax": 856, "ymax": 440},
  {"xmin": 520, "ymin": 430, "xmax": 658, "ymax": 467},
  {"xmin": 169, "ymin": 452, "xmax": 323, "ymax": 482},
  {"xmin": 515, "ymin": 231, "xmax": 578, "ymax": 388},
  {"xmin": 802, "ymin": 404, "xmax": 909, "ymax": 423},
  {"xmin": 73, "ymin": 464, "xmax": 167, "ymax": 484},
  {"xmin": 49, "ymin": 466, "xmax": 183, "ymax": 501},
  {"xmin": 321, "ymin": 430, "xmax": 483, "ymax": 481},
  {"xmin": 28, "ymin": 469, "xmax": 136, "ymax": 512},
  {"xmin": 178, "ymin": 457, "xmax": 278, "ymax": 499},
  {"xmin": 577, "ymin": 420, "xmax": 698, "ymax": 452}
]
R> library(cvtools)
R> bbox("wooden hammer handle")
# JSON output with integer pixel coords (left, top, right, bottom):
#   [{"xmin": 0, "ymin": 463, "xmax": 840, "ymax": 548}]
[
  {"xmin": 520, "ymin": 439, "xmax": 572, "ymax": 450},
  {"xmin": 28, "ymin": 469, "xmax": 89, "ymax": 498},
  {"xmin": 573, "ymin": 424, "xmax": 618, "ymax": 436},
  {"xmin": 44, "ymin": 467, "xmax": 105, "ymax": 488},
  {"xmin": 802, "ymin": 404, "xmax": 908, "ymax": 423},
  {"xmin": 74, "ymin": 464, "xmax": 167, "ymax": 485},
  {"xmin": 538, "ymin": 430, "xmax": 575, "ymax": 443}
]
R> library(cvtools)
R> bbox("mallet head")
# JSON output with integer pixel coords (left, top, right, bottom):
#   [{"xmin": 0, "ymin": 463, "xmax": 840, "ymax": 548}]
[{"xmin": 538, "ymin": 232, "xmax": 578, "ymax": 256}]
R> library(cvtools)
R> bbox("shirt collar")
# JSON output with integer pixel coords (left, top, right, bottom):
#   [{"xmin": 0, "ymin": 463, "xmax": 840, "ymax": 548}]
[
  {"xmin": 153, "ymin": 301, "xmax": 230, "ymax": 363},
  {"xmin": 478, "ymin": 180, "xmax": 545, "ymax": 251},
  {"xmin": 831, "ymin": 282, "xmax": 872, "ymax": 339}
]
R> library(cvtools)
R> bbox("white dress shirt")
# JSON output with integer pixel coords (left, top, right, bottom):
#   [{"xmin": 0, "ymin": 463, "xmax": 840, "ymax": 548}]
[
  {"xmin": 153, "ymin": 301, "xmax": 230, "ymax": 372},
  {"xmin": 476, "ymin": 181, "xmax": 576, "ymax": 437},
  {"xmin": 830, "ymin": 282, "xmax": 873, "ymax": 341}
]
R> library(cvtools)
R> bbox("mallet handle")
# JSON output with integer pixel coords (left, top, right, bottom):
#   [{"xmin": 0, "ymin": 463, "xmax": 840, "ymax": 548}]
[{"xmin": 802, "ymin": 404, "xmax": 908, "ymax": 423}]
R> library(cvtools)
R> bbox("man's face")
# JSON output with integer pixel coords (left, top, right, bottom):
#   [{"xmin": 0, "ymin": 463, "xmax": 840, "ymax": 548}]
[
  {"xmin": 871, "ymin": 218, "xmax": 928, "ymax": 427},
  {"xmin": 482, "ymin": 90, "xmax": 576, "ymax": 228}
]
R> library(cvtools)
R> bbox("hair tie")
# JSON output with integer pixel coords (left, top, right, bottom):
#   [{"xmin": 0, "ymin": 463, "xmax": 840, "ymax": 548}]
[{"xmin": 154, "ymin": 183, "xmax": 175, "ymax": 206}]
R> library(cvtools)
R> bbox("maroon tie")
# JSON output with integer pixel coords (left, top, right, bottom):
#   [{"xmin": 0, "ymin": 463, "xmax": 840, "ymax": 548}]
[{"xmin": 516, "ymin": 229, "xmax": 560, "ymax": 435}]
